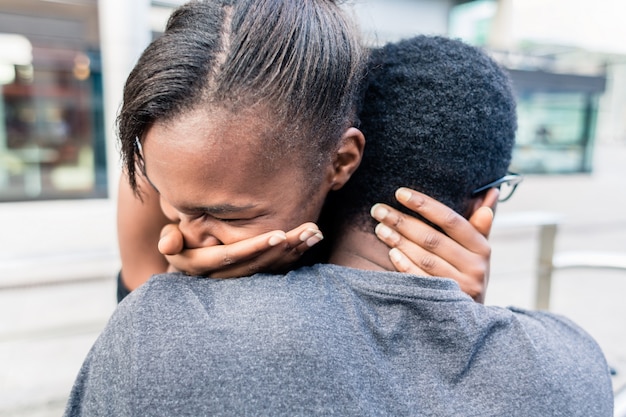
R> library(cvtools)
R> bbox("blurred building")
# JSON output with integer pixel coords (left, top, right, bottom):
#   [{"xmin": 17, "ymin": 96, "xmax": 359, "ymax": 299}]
[
  {"xmin": 0, "ymin": 0, "xmax": 624, "ymax": 285},
  {"xmin": 450, "ymin": 0, "xmax": 611, "ymax": 174}
]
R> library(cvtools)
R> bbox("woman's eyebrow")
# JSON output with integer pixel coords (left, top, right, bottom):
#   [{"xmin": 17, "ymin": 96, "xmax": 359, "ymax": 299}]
[{"xmin": 184, "ymin": 203, "xmax": 259, "ymax": 215}]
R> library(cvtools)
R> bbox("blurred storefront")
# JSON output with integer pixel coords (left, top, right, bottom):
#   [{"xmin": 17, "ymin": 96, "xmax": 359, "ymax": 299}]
[
  {"xmin": 505, "ymin": 63, "xmax": 606, "ymax": 174},
  {"xmin": 450, "ymin": 0, "xmax": 621, "ymax": 174},
  {"xmin": 0, "ymin": 0, "xmax": 106, "ymax": 202},
  {"xmin": 0, "ymin": 0, "xmax": 153, "ymax": 283}
]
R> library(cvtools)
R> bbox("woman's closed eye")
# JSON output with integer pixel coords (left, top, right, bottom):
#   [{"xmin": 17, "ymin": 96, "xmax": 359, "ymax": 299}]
[
  {"xmin": 175, "ymin": 201, "xmax": 264, "ymax": 225},
  {"xmin": 189, "ymin": 211, "xmax": 261, "ymax": 225}
]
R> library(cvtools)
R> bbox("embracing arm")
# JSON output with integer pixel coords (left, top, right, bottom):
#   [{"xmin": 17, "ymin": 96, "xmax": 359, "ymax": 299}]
[{"xmin": 117, "ymin": 172, "xmax": 170, "ymax": 292}]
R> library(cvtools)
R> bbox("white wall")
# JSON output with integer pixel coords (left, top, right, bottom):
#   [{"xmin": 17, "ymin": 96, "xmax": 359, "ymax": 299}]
[
  {"xmin": 510, "ymin": 0, "xmax": 626, "ymax": 55},
  {"xmin": 351, "ymin": 0, "xmax": 454, "ymax": 45},
  {"xmin": 0, "ymin": 199, "xmax": 118, "ymax": 287}
]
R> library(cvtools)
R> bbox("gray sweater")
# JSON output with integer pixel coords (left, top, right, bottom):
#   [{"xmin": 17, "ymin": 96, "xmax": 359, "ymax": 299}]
[{"xmin": 64, "ymin": 264, "xmax": 613, "ymax": 416}]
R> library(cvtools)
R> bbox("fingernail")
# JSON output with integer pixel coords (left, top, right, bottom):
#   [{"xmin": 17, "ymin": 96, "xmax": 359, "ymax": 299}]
[
  {"xmin": 395, "ymin": 188, "xmax": 412, "ymax": 203},
  {"xmin": 389, "ymin": 248, "xmax": 403, "ymax": 263},
  {"xmin": 370, "ymin": 204, "xmax": 389, "ymax": 221},
  {"xmin": 299, "ymin": 228, "xmax": 319, "ymax": 242},
  {"xmin": 389, "ymin": 248, "xmax": 409, "ymax": 271},
  {"xmin": 268, "ymin": 233, "xmax": 286, "ymax": 246},
  {"xmin": 375, "ymin": 223, "xmax": 393, "ymax": 239},
  {"xmin": 305, "ymin": 232, "xmax": 324, "ymax": 247}
]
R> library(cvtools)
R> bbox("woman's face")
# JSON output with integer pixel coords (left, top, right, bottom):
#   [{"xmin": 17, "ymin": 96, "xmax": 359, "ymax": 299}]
[{"xmin": 141, "ymin": 107, "xmax": 333, "ymax": 249}]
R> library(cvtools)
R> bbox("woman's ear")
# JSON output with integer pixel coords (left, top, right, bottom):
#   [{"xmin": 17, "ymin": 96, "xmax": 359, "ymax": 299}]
[{"xmin": 329, "ymin": 127, "xmax": 365, "ymax": 191}]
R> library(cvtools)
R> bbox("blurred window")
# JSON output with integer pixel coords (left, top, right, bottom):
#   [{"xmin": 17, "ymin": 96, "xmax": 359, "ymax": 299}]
[
  {"xmin": 0, "ymin": 5, "xmax": 106, "ymax": 202},
  {"xmin": 508, "ymin": 70, "xmax": 604, "ymax": 174}
]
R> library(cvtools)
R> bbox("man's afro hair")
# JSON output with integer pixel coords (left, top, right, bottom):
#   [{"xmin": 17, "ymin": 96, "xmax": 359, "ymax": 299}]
[{"xmin": 333, "ymin": 35, "xmax": 517, "ymax": 232}]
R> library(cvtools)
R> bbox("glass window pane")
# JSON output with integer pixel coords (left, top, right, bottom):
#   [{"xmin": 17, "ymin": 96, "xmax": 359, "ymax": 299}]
[
  {"xmin": 516, "ymin": 92, "xmax": 587, "ymax": 146},
  {"xmin": 511, "ymin": 91, "xmax": 599, "ymax": 174},
  {"xmin": 0, "ymin": 31, "xmax": 106, "ymax": 201}
]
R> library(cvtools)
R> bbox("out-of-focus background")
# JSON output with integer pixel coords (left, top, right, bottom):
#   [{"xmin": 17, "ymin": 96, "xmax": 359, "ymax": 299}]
[{"xmin": 0, "ymin": 0, "xmax": 625, "ymax": 415}]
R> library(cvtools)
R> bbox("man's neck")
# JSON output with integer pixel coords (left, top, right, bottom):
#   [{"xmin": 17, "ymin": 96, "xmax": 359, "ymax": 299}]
[{"xmin": 328, "ymin": 226, "xmax": 395, "ymax": 271}]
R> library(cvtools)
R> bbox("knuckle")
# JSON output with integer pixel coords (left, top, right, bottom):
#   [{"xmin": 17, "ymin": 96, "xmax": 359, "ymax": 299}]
[
  {"xmin": 281, "ymin": 243, "xmax": 299, "ymax": 256},
  {"xmin": 190, "ymin": 267, "xmax": 206, "ymax": 276},
  {"xmin": 422, "ymin": 232, "xmax": 441, "ymax": 250},
  {"xmin": 443, "ymin": 211, "xmax": 461, "ymax": 229},
  {"xmin": 468, "ymin": 273, "xmax": 485, "ymax": 291},
  {"xmin": 392, "ymin": 213, "xmax": 404, "ymax": 228},
  {"xmin": 418, "ymin": 255, "xmax": 437, "ymax": 271},
  {"xmin": 470, "ymin": 270, "xmax": 486, "ymax": 283},
  {"xmin": 469, "ymin": 259, "xmax": 489, "ymax": 278}
]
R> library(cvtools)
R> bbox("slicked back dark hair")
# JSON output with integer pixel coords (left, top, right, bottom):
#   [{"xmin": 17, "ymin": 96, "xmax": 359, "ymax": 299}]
[
  {"xmin": 332, "ymin": 35, "xmax": 517, "ymax": 232},
  {"xmin": 119, "ymin": 0, "xmax": 366, "ymax": 194}
]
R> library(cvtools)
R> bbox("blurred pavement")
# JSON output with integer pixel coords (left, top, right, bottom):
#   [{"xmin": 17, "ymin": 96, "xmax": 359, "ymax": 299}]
[{"xmin": 1, "ymin": 142, "xmax": 625, "ymax": 416}]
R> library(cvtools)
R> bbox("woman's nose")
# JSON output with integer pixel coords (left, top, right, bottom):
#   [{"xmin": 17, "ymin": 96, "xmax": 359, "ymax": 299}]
[
  {"xmin": 160, "ymin": 198, "xmax": 220, "ymax": 248},
  {"xmin": 177, "ymin": 217, "xmax": 220, "ymax": 249}
]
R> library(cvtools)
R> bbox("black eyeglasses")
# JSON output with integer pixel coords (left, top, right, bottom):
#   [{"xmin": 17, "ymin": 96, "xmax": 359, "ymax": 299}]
[{"xmin": 472, "ymin": 172, "xmax": 523, "ymax": 202}]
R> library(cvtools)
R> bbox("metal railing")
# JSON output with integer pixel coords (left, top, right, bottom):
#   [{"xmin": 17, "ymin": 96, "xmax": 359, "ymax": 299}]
[{"xmin": 494, "ymin": 211, "xmax": 626, "ymax": 310}]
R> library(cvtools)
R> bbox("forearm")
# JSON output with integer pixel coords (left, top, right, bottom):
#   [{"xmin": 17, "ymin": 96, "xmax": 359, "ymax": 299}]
[{"xmin": 117, "ymin": 172, "xmax": 170, "ymax": 291}]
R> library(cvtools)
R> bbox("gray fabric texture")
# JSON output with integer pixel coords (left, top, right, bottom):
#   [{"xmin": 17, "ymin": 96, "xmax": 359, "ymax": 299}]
[{"xmin": 64, "ymin": 264, "xmax": 613, "ymax": 416}]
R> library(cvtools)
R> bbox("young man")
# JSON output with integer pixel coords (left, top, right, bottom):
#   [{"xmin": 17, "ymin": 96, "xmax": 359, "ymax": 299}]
[{"xmin": 64, "ymin": 36, "xmax": 613, "ymax": 416}]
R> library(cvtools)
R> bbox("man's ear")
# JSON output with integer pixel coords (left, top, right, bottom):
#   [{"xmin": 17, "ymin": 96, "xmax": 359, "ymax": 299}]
[{"xmin": 329, "ymin": 127, "xmax": 365, "ymax": 191}]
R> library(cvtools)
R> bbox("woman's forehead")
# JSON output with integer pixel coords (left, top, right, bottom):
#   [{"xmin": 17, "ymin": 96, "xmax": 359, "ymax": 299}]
[
  {"xmin": 144, "ymin": 118, "xmax": 304, "ymax": 193},
  {"xmin": 152, "ymin": 106, "xmax": 290, "ymax": 152}
]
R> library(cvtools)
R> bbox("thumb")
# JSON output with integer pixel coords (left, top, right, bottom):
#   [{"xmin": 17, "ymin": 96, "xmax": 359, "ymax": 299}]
[
  {"xmin": 470, "ymin": 206, "xmax": 495, "ymax": 238},
  {"xmin": 469, "ymin": 187, "xmax": 499, "ymax": 238},
  {"xmin": 482, "ymin": 187, "xmax": 500, "ymax": 211},
  {"xmin": 158, "ymin": 223, "xmax": 185, "ymax": 255}
]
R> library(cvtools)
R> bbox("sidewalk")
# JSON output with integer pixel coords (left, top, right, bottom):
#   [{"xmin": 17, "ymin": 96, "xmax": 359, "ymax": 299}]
[{"xmin": 1, "ymin": 143, "xmax": 625, "ymax": 416}]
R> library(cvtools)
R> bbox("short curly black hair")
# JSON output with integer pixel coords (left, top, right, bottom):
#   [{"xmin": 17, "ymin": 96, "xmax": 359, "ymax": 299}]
[{"xmin": 332, "ymin": 35, "xmax": 517, "ymax": 232}]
